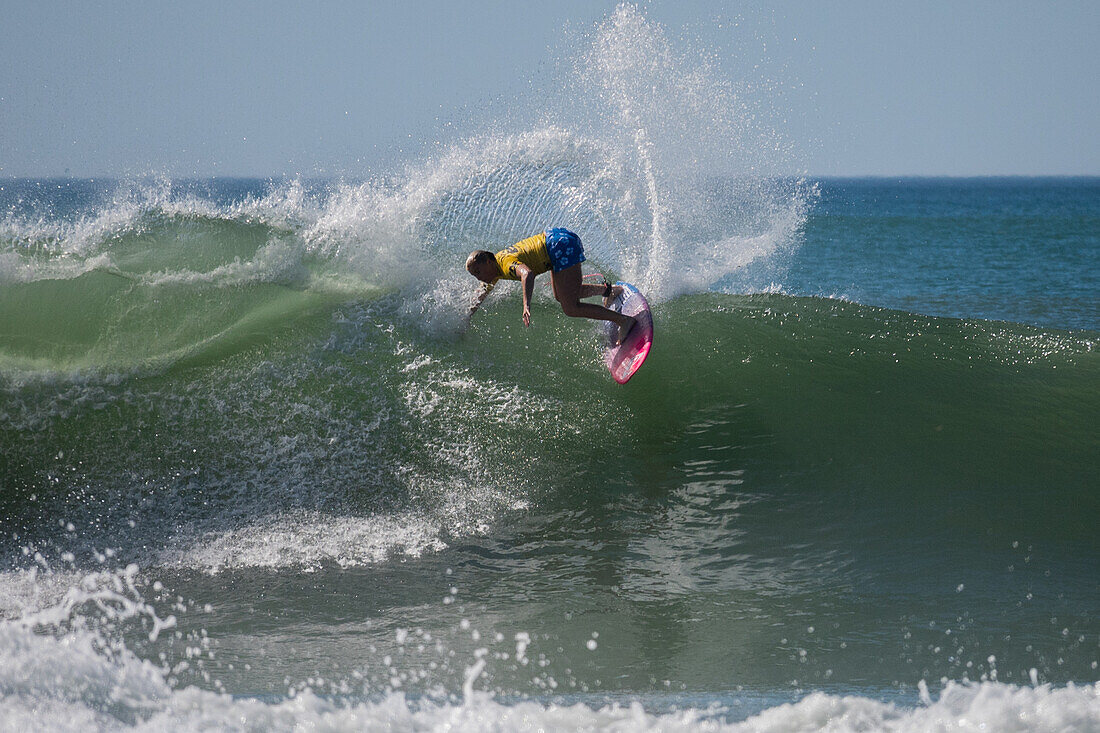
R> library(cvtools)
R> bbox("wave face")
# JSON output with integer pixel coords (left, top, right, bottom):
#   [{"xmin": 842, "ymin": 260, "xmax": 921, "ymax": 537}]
[
  {"xmin": 2, "ymin": 284, "xmax": 1097, "ymax": 726},
  {"xmin": 3, "ymin": 286, "xmax": 1097, "ymax": 571},
  {"xmin": 1, "ymin": 5, "xmax": 1098, "ymax": 731}
]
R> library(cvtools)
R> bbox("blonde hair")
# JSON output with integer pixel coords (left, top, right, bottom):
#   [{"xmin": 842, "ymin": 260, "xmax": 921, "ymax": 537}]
[{"xmin": 466, "ymin": 250, "xmax": 494, "ymax": 272}]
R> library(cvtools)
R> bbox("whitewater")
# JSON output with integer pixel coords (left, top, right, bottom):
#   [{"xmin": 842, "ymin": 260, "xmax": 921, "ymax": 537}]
[{"xmin": 2, "ymin": 5, "xmax": 1098, "ymax": 731}]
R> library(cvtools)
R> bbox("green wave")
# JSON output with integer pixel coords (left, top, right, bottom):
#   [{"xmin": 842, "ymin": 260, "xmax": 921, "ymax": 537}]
[
  {"xmin": 1, "ymin": 293, "xmax": 1096, "ymax": 564},
  {"xmin": 0, "ymin": 210, "xmax": 379, "ymax": 372},
  {"xmin": 636, "ymin": 295, "xmax": 1097, "ymax": 519},
  {"xmin": 0, "ymin": 272, "xmax": 357, "ymax": 371}
]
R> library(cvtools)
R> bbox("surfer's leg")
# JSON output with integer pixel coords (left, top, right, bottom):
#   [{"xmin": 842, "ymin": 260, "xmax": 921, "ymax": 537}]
[
  {"xmin": 553, "ymin": 277, "xmax": 606, "ymax": 301},
  {"xmin": 576, "ymin": 278, "xmax": 624, "ymax": 302},
  {"xmin": 578, "ymin": 283, "xmax": 606, "ymax": 298},
  {"xmin": 577, "ymin": 283, "xmax": 625, "ymax": 306},
  {"xmin": 602, "ymin": 285, "xmax": 624, "ymax": 307},
  {"xmin": 552, "ymin": 266, "xmax": 636, "ymax": 343}
]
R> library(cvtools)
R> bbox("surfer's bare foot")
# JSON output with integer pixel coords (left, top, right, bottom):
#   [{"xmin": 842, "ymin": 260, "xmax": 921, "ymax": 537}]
[
  {"xmin": 616, "ymin": 315, "xmax": 637, "ymax": 346},
  {"xmin": 604, "ymin": 285, "xmax": 623, "ymax": 307}
]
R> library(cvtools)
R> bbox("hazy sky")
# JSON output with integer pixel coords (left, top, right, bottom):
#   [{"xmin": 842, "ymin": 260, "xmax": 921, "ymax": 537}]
[{"xmin": 2, "ymin": 1, "xmax": 1097, "ymax": 177}]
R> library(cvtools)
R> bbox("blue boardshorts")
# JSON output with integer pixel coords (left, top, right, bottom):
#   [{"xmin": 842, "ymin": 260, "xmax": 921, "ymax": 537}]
[{"xmin": 545, "ymin": 228, "xmax": 585, "ymax": 272}]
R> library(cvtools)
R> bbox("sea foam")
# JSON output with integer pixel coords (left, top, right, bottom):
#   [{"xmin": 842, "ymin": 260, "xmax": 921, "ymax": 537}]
[
  {"xmin": 3, "ymin": 604, "xmax": 1098, "ymax": 733},
  {"xmin": 2, "ymin": 564, "xmax": 1098, "ymax": 732}
]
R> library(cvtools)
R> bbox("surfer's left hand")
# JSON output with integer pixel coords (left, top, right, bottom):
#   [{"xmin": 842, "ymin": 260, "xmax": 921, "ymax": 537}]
[{"xmin": 522, "ymin": 307, "xmax": 531, "ymax": 327}]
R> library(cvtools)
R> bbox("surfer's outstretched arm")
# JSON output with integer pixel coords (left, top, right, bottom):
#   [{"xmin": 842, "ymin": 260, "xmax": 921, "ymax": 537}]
[
  {"xmin": 518, "ymin": 264, "xmax": 536, "ymax": 327},
  {"xmin": 466, "ymin": 283, "xmax": 493, "ymax": 322}
]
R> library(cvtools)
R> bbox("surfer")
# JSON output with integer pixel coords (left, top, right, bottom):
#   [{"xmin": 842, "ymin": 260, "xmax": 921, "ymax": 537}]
[{"xmin": 465, "ymin": 228, "xmax": 637, "ymax": 344}]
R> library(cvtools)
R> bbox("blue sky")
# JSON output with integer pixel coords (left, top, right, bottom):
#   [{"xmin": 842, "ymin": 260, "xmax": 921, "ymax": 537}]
[{"xmin": 2, "ymin": 1, "xmax": 1097, "ymax": 177}]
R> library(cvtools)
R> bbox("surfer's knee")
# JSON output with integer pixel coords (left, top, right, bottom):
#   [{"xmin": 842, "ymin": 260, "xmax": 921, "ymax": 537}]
[{"xmin": 559, "ymin": 300, "xmax": 583, "ymax": 317}]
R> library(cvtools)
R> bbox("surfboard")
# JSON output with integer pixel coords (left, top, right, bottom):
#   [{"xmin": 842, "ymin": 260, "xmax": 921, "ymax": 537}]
[{"xmin": 602, "ymin": 282, "xmax": 653, "ymax": 384}]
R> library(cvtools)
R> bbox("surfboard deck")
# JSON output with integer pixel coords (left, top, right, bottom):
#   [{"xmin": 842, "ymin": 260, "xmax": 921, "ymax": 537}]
[{"xmin": 602, "ymin": 282, "xmax": 653, "ymax": 384}]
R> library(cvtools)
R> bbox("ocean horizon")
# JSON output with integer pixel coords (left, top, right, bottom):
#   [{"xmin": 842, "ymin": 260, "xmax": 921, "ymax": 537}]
[{"xmin": 1, "ymin": 6, "xmax": 1097, "ymax": 731}]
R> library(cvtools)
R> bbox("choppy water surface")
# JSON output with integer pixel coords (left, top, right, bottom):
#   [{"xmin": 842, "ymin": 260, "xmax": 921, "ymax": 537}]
[{"xmin": 2, "ymin": 6, "xmax": 1098, "ymax": 731}]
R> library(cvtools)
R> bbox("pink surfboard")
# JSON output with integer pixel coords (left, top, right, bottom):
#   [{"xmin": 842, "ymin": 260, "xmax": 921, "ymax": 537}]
[{"xmin": 603, "ymin": 282, "xmax": 653, "ymax": 384}]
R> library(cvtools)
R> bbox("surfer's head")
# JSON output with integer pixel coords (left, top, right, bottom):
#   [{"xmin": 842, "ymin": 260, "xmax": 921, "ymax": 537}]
[{"xmin": 466, "ymin": 250, "xmax": 498, "ymax": 283}]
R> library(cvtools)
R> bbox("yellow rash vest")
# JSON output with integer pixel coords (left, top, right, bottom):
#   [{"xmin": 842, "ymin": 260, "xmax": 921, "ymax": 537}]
[{"xmin": 492, "ymin": 232, "xmax": 551, "ymax": 284}]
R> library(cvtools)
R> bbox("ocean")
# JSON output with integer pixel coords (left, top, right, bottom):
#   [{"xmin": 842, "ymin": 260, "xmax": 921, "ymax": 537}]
[{"xmin": 2, "ymin": 7, "xmax": 1098, "ymax": 732}]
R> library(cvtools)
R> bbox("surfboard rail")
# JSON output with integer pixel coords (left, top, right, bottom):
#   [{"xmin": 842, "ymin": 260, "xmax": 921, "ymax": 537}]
[{"xmin": 602, "ymin": 281, "xmax": 653, "ymax": 384}]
